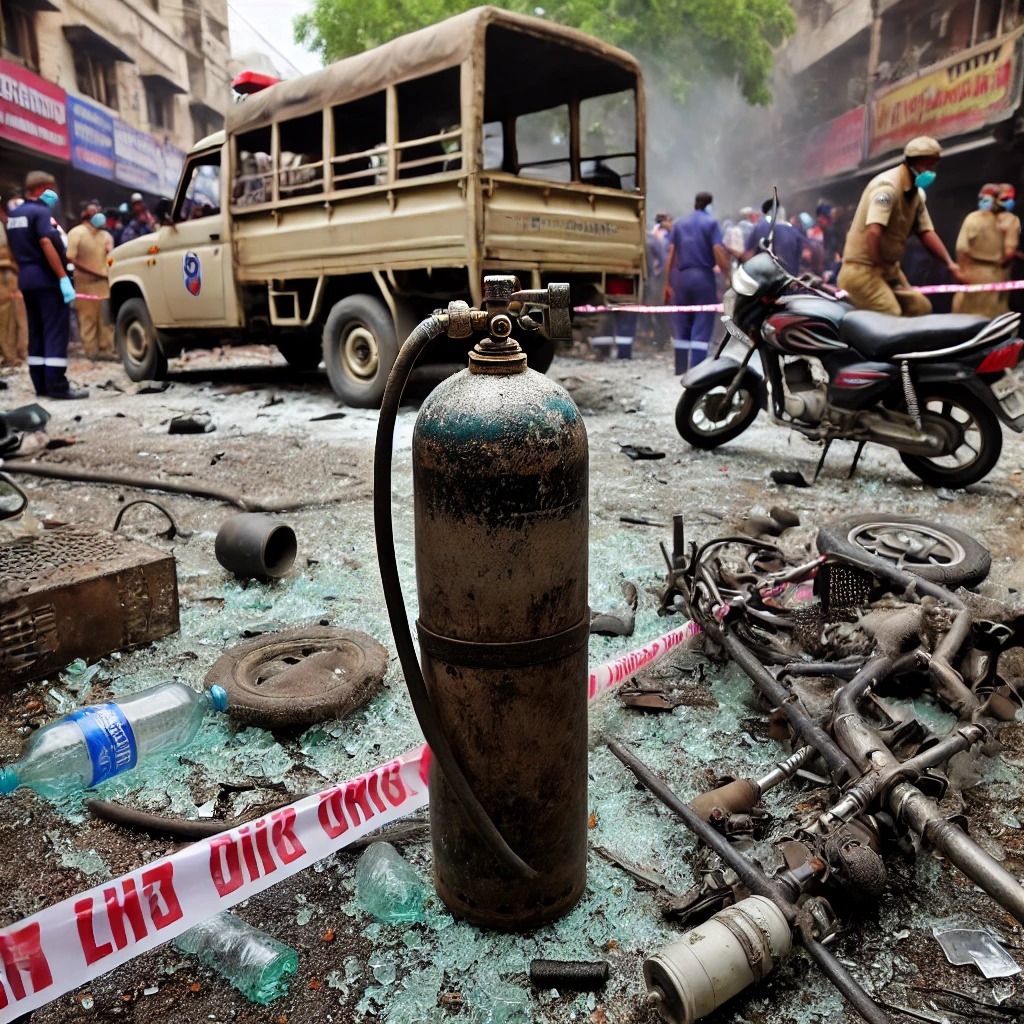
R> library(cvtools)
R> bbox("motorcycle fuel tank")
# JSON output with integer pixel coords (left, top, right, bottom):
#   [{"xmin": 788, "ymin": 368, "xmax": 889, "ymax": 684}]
[
  {"xmin": 412, "ymin": 340, "xmax": 590, "ymax": 930},
  {"xmin": 762, "ymin": 296, "xmax": 853, "ymax": 354}
]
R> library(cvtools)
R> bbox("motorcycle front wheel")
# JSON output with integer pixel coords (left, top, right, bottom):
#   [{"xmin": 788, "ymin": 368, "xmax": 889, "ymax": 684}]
[
  {"xmin": 675, "ymin": 381, "xmax": 760, "ymax": 449},
  {"xmin": 899, "ymin": 388, "xmax": 1002, "ymax": 488}
]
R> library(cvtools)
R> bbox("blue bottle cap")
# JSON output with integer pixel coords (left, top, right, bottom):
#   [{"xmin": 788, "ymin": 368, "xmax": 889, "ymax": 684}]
[
  {"xmin": 208, "ymin": 685, "xmax": 229, "ymax": 713},
  {"xmin": 0, "ymin": 767, "xmax": 19, "ymax": 795}
]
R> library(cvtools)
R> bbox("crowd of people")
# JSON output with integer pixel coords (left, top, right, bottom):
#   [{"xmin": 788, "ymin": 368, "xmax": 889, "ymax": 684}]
[
  {"xmin": 643, "ymin": 135, "xmax": 1022, "ymax": 372},
  {"xmin": 644, "ymin": 190, "xmax": 847, "ymax": 369},
  {"xmin": 0, "ymin": 174, "xmax": 159, "ymax": 399}
]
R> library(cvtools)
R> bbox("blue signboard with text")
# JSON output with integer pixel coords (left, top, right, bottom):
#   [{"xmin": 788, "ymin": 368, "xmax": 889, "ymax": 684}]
[{"xmin": 67, "ymin": 96, "xmax": 115, "ymax": 178}]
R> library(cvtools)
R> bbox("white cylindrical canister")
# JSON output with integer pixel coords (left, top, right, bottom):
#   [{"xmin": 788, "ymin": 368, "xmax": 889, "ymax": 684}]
[{"xmin": 643, "ymin": 896, "xmax": 793, "ymax": 1024}]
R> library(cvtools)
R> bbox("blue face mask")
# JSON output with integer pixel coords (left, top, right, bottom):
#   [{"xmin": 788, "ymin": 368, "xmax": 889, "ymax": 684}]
[
  {"xmin": 705, "ymin": 204, "xmax": 714, "ymax": 216},
  {"xmin": 90, "ymin": 212, "xmax": 107, "ymax": 228},
  {"xmin": 39, "ymin": 188, "xmax": 59, "ymax": 208},
  {"xmin": 979, "ymin": 197, "xmax": 995, "ymax": 212},
  {"xmin": 914, "ymin": 170, "xmax": 937, "ymax": 190},
  {"xmin": 1002, "ymin": 198, "xmax": 1016, "ymax": 212}
]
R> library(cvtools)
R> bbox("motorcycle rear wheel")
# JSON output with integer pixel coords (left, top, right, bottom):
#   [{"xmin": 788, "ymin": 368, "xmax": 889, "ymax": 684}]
[
  {"xmin": 676, "ymin": 382, "xmax": 760, "ymax": 449},
  {"xmin": 899, "ymin": 388, "xmax": 1002, "ymax": 489}
]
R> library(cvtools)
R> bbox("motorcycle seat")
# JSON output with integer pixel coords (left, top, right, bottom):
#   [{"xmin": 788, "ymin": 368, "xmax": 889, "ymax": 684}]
[{"xmin": 840, "ymin": 311, "xmax": 990, "ymax": 360}]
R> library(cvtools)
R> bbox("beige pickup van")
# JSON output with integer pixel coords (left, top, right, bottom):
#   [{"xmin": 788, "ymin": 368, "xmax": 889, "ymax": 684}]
[{"xmin": 108, "ymin": 6, "xmax": 646, "ymax": 406}]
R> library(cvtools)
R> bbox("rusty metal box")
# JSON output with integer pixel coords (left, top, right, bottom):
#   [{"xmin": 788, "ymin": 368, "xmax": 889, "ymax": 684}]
[{"xmin": 0, "ymin": 526, "xmax": 179, "ymax": 691}]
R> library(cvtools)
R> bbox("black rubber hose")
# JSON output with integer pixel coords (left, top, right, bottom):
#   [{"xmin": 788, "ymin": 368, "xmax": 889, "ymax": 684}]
[
  {"xmin": 86, "ymin": 798, "xmax": 431, "ymax": 850},
  {"xmin": 0, "ymin": 460, "xmax": 330, "ymax": 513},
  {"xmin": 607, "ymin": 738, "xmax": 894, "ymax": 1024},
  {"xmin": 373, "ymin": 314, "xmax": 537, "ymax": 881}
]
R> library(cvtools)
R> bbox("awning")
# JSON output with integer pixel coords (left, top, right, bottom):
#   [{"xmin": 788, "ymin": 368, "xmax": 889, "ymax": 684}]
[
  {"xmin": 62, "ymin": 25, "xmax": 134, "ymax": 64},
  {"xmin": 141, "ymin": 71, "xmax": 187, "ymax": 95}
]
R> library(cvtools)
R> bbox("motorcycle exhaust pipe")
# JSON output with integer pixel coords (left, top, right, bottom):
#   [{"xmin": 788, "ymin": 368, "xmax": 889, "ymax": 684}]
[{"xmin": 643, "ymin": 896, "xmax": 793, "ymax": 1024}]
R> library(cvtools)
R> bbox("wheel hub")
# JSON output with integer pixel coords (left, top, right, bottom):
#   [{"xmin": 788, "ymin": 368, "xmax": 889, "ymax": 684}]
[
  {"xmin": 847, "ymin": 521, "xmax": 965, "ymax": 569},
  {"xmin": 343, "ymin": 326, "xmax": 379, "ymax": 380},
  {"xmin": 125, "ymin": 321, "xmax": 148, "ymax": 362}
]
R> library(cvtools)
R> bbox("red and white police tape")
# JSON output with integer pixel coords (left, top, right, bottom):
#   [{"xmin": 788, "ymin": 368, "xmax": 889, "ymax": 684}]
[
  {"xmin": 575, "ymin": 276, "xmax": 1024, "ymax": 315},
  {"xmin": 0, "ymin": 619, "xmax": 705, "ymax": 1019}
]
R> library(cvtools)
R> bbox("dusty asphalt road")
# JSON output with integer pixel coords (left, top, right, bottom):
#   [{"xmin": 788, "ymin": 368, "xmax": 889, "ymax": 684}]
[{"xmin": 0, "ymin": 339, "xmax": 1022, "ymax": 1024}]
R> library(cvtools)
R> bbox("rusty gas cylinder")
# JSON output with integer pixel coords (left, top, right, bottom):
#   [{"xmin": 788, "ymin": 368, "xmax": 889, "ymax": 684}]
[{"xmin": 412, "ymin": 325, "xmax": 589, "ymax": 930}]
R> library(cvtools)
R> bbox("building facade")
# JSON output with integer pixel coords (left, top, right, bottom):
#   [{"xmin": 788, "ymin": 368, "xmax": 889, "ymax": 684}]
[
  {"xmin": 776, "ymin": 0, "xmax": 1024, "ymax": 256},
  {"xmin": 0, "ymin": 0, "xmax": 231, "ymax": 215}
]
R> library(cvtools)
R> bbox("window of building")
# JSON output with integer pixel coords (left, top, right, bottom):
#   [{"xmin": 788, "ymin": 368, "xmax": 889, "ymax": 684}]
[
  {"xmin": 331, "ymin": 90, "xmax": 387, "ymax": 189},
  {"xmin": 278, "ymin": 111, "xmax": 324, "ymax": 197},
  {"xmin": 191, "ymin": 107, "xmax": 224, "ymax": 142},
  {"xmin": 1, "ymin": 4, "xmax": 40, "ymax": 71},
  {"xmin": 73, "ymin": 51, "xmax": 119, "ymax": 110},
  {"xmin": 515, "ymin": 104, "xmax": 571, "ymax": 183},
  {"xmin": 396, "ymin": 66, "xmax": 462, "ymax": 179},
  {"xmin": 145, "ymin": 81, "xmax": 174, "ymax": 131}
]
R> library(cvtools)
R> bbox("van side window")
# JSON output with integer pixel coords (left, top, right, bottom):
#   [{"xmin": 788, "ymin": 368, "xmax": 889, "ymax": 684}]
[
  {"xmin": 515, "ymin": 105, "xmax": 570, "ymax": 183},
  {"xmin": 233, "ymin": 126, "xmax": 272, "ymax": 207},
  {"xmin": 396, "ymin": 66, "xmax": 461, "ymax": 179},
  {"xmin": 278, "ymin": 111, "xmax": 324, "ymax": 197},
  {"xmin": 580, "ymin": 91, "xmax": 636, "ymax": 191},
  {"xmin": 175, "ymin": 151, "xmax": 221, "ymax": 221},
  {"xmin": 331, "ymin": 90, "xmax": 387, "ymax": 189}
]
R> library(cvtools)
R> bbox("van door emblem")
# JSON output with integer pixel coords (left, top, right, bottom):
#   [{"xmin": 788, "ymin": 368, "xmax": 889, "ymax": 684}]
[{"xmin": 183, "ymin": 252, "xmax": 202, "ymax": 296}]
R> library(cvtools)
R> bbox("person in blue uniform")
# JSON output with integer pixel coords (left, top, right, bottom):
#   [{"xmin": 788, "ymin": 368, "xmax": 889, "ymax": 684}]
[
  {"xmin": 743, "ymin": 198, "xmax": 805, "ymax": 275},
  {"xmin": 663, "ymin": 191, "xmax": 731, "ymax": 372},
  {"xmin": 5, "ymin": 171, "xmax": 86, "ymax": 399}
]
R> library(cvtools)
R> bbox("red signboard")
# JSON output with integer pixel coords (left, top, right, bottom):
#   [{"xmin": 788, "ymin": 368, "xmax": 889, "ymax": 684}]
[
  {"xmin": 801, "ymin": 106, "xmax": 866, "ymax": 184},
  {"xmin": 0, "ymin": 59, "xmax": 70, "ymax": 161}
]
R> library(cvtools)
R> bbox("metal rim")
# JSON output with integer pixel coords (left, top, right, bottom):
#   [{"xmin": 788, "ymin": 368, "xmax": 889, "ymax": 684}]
[
  {"xmin": 341, "ymin": 324, "xmax": 379, "ymax": 381},
  {"xmin": 918, "ymin": 397, "xmax": 985, "ymax": 474},
  {"xmin": 690, "ymin": 385, "xmax": 755, "ymax": 436},
  {"xmin": 847, "ymin": 521, "xmax": 967, "ymax": 569},
  {"xmin": 125, "ymin": 320, "xmax": 150, "ymax": 363}
]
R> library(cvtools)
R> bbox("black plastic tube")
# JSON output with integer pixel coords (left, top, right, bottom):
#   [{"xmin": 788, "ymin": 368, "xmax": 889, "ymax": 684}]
[
  {"xmin": 0, "ymin": 460, "xmax": 322, "ymax": 512},
  {"xmin": 372, "ymin": 314, "xmax": 536, "ymax": 881}
]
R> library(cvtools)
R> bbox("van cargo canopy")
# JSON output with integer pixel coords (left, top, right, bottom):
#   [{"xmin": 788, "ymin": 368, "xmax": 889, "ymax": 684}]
[{"xmin": 226, "ymin": 6, "xmax": 640, "ymax": 133}]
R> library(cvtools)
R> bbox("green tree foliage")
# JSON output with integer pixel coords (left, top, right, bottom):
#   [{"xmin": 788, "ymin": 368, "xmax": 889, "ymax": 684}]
[{"xmin": 294, "ymin": 0, "xmax": 794, "ymax": 106}]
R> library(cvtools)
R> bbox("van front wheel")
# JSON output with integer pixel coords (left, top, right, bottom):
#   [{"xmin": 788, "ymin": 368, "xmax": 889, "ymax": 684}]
[
  {"xmin": 323, "ymin": 295, "xmax": 398, "ymax": 408},
  {"xmin": 115, "ymin": 298, "xmax": 167, "ymax": 381}
]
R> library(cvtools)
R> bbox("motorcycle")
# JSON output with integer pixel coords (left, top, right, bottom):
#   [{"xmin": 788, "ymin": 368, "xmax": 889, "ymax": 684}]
[{"xmin": 675, "ymin": 226, "xmax": 1024, "ymax": 488}]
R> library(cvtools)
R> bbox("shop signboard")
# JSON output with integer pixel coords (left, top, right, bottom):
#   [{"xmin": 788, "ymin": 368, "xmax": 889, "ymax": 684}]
[
  {"xmin": 870, "ymin": 33, "xmax": 1024, "ymax": 158},
  {"xmin": 797, "ymin": 106, "xmax": 866, "ymax": 185},
  {"xmin": 68, "ymin": 96, "xmax": 115, "ymax": 178},
  {"xmin": 113, "ymin": 119, "xmax": 164, "ymax": 193},
  {"xmin": 0, "ymin": 59, "xmax": 70, "ymax": 161}
]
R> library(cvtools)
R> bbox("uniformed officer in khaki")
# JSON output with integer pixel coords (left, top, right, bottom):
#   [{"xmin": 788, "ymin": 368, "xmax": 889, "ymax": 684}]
[
  {"xmin": 952, "ymin": 183, "xmax": 1020, "ymax": 317},
  {"xmin": 838, "ymin": 136, "xmax": 962, "ymax": 317},
  {"xmin": 0, "ymin": 198, "xmax": 27, "ymax": 368},
  {"xmin": 66, "ymin": 202, "xmax": 115, "ymax": 360}
]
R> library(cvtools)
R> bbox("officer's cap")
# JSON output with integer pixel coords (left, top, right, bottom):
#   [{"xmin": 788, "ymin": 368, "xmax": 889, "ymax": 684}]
[
  {"xmin": 903, "ymin": 136, "xmax": 942, "ymax": 159},
  {"xmin": 980, "ymin": 183, "xmax": 1001, "ymax": 197},
  {"xmin": 24, "ymin": 170, "xmax": 56, "ymax": 191}
]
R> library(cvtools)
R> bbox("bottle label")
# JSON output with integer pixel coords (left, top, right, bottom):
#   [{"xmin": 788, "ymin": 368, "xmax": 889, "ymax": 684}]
[{"xmin": 68, "ymin": 704, "xmax": 138, "ymax": 787}]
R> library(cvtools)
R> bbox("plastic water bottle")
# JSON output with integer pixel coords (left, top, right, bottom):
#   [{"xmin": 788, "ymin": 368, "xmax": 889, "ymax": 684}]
[
  {"xmin": 0, "ymin": 682, "xmax": 228, "ymax": 797},
  {"xmin": 175, "ymin": 912, "xmax": 298, "ymax": 1004},
  {"xmin": 355, "ymin": 841, "xmax": 426, "ymax": 923}
]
